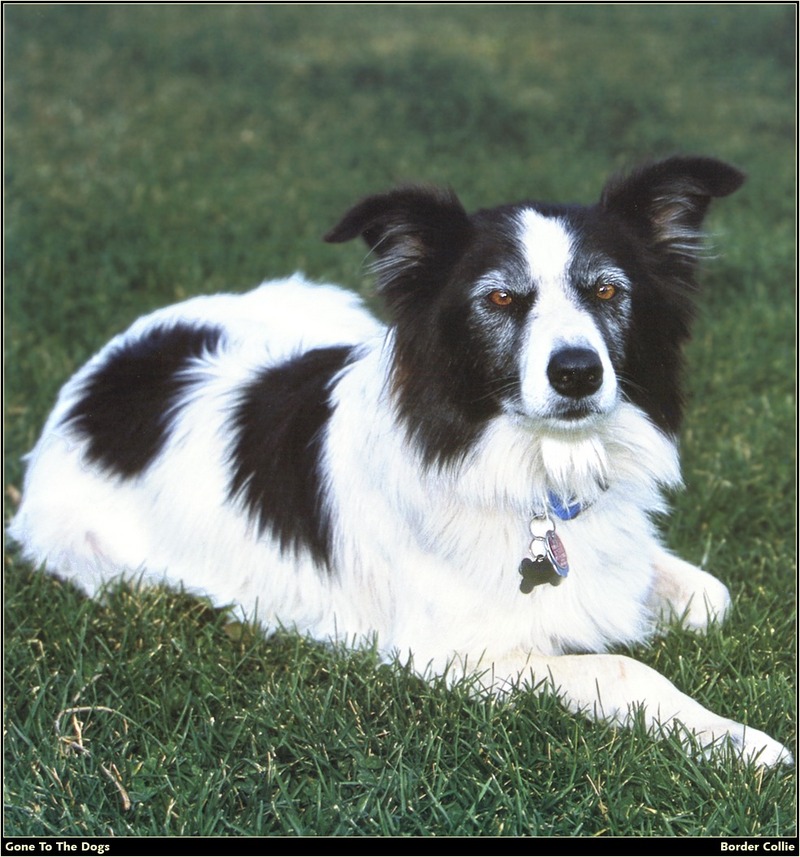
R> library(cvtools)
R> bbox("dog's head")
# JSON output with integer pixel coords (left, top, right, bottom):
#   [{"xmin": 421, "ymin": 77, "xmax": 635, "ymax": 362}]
[{"xmin": 326, "ymin": 157, "xmax": 744, "ymax": 465}]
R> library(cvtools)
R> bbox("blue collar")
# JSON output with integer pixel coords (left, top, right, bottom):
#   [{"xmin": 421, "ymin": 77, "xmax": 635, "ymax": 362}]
[{"xmin": 547, "ymin": 491, "xmax": 584, "ymax": 521}]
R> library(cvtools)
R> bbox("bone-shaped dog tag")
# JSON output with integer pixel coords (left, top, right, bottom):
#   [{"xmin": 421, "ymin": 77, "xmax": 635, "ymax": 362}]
[
  {"xmin": 520, "ymin": 516, "xmax": 569, "ymax": 591},
  {"xmin": 519, "ymin": 557, "xmax": 560, "ymax": 592}
]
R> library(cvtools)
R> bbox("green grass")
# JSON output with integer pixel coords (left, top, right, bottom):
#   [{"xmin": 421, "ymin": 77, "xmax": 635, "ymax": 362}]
[{"xmin": 4, "ymin": 3, "xmax": 796, "ymax": 839}]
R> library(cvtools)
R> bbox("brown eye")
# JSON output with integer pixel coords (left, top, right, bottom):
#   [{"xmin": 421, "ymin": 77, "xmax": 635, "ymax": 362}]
[
  {"xmin": 488, "ymin": 289, "xmax": 514, "ymax": 307},
  {"xmin": 595, "ymin": 282, "xmax": 616, "ymax": 301}
]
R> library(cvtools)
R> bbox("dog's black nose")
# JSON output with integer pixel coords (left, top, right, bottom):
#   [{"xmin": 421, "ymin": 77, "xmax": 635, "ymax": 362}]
[{"xmin": 547, "ymin": 347, "xmax": 603, "ymax": 398}]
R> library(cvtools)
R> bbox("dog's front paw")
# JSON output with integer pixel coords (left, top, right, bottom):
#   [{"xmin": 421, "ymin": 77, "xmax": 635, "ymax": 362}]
[
  {"xmin": 680, "ymin": 573, "xmax": 732, "ymax": 632},
  {"xmin": 650, "ymin": 553, "xmax": 732, "ymax": 634},
  {"xmin": 687, "ymin": 720, "xmax": 793, "ymax": 768}
]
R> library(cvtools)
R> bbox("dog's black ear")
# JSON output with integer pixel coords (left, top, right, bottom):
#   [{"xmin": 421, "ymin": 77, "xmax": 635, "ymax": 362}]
[
  {"xmin": 324, "ymin": 186, "xmax": 472, "ymax": 276},
  {"xmin": 600, "ymin": 156, "xmax": 745, "ymax": 262}
]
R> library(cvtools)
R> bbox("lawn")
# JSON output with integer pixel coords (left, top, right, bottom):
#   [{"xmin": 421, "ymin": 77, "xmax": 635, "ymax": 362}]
[{"xmin": 4, "ymin": 3, "xmax": 796, "ymax": 840}]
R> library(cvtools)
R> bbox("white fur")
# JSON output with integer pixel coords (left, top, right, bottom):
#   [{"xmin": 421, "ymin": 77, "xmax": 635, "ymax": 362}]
[
  {"xmin": 10, "ymin": 273, "xmax": 792, "ymax": 768},
  {"xmin": 516, "ymin": 211, "xmax": 619, "ymax": 420}
]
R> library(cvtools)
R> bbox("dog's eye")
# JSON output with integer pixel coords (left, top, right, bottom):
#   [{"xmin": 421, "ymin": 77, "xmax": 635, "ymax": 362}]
[
  {"xmin": 594, "ymin": 282, "xmax": 617, "ymax": 301},
  {"xmin": 487, "ymin": 289, "xmax": 514, "ymax": 307}
]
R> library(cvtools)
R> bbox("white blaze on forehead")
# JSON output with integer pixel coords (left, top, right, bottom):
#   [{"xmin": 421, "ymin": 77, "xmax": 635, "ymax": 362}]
[
  {"xmin": 516, "ymin": 208, "xmax": 574, "ymax": 290},
  {"xmin": 514, "ymin": 208, "xmax": 619, "ymax": 419}
]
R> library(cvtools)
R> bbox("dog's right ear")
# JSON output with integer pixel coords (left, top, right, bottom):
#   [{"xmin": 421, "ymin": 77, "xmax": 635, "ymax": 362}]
[{"xmin": 324, "ymin": 186, "xmax": 472, "ymax": 283}]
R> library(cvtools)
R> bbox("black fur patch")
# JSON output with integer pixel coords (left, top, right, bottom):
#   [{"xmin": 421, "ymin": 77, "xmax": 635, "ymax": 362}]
[
  {"xmin": 227, "ymin": 346, "xmax": 354, "ymax": 569},
  {"xmin": 64, "ymin": 323, "xmax": 224, "ymax": 477}
]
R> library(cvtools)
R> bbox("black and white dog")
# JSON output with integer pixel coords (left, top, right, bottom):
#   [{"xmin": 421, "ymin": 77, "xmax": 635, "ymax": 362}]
[{"xmin": 10, "ymin": 156, "xmax": 792, "ymax": 766}]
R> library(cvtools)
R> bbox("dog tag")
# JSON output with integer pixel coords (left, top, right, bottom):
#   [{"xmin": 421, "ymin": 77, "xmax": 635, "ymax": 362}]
[
  {"xmin": 519, "ymin": 557, "xmax": 561, "ymax": 593},
  {"xmin": 545, "ymin": 529, "xmax": 569, "ymax": 577},
  {"xmin": 519, "ymin": 515, "xmax": 570, "ymax": 591}
]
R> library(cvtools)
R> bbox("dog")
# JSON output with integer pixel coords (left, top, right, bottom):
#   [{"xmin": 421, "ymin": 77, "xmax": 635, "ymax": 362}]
[{"xmin": 9, "ymin": 156, "xmax": 792, "ymax": 767}]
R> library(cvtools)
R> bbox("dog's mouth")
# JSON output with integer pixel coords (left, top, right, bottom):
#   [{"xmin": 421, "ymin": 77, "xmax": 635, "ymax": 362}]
[
  {"xmin": 542, "ymin": 389, "xmax": 623, "ymax": 434},
  {"xmin": 548, "ymin": 401, "xmax": 600, "ymax": 422},
  {"xmin": 541, "ymin": 411, "xmax": 606, "ymax": 435},
  {"xmin": 508, "ymin": 399, "xmax": 607, "ymax": 432}
]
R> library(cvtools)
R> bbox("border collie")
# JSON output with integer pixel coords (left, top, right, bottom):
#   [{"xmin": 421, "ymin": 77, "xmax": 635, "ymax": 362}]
[{"xmin": 10, "ymin": 156, "xmax": 792, "ymax": 766}]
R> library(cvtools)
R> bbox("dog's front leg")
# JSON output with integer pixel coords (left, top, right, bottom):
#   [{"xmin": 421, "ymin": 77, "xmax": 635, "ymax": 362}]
[
  {"xmin": 647, "ymin": 549, "xmax": 731, "ymax": 632},
  {"xmin": 498, "ymin": 652, "xmax": 792, "ymax": 767}
]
